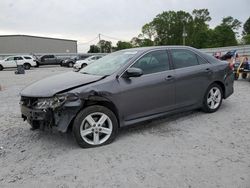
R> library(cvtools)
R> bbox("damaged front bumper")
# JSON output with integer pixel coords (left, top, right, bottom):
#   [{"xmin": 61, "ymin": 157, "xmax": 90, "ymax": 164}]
[{"xmin": 20, "ymin": 94, "xmax": 83, "ymax": 132}]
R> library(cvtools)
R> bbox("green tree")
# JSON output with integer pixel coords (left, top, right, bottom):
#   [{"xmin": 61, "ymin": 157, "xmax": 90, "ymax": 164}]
[
  {"xmin": 130, "ymin": 37, "xmax": 154, "ymax": 47},
  {"xmin": 116, "ymin": 41, "xmax": 133, "ymax": 50},
  {"xmin": 212, "ymin": 25, "xmax": 237, "ymax": 47},
  {"xmin": 98, "ymin": 40, "xmax": 112, "ymax": 53},
  {"xmin": 150, "ymin": 10, "xmax": 193, "ymax": 45},
  {"xmin": 243, "ymin": 17, "xmax": 250, "ymax": 35},
  {"xmin": 243, "ymin": 34, "xmax": 250, "ymax": 44},
  {"xmin": 88, "ymin": 45, "xmax": 100, "ymax": 53},
  {"xmin": 190, "ymin": 9, "xmax": 212, "ymax": 48},
  {"xmin": 221, "ymin": 16, "xmax": 241, "ymax": 32},
  {"xmin": 141, "ymin": 22, "xmax": 156, "ymax": 40}
]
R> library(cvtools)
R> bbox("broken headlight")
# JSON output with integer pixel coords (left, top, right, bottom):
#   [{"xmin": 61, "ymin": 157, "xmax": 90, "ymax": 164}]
[{"xmin": 34, "ymin": 93, "xmax": 78, "ymax": 110}]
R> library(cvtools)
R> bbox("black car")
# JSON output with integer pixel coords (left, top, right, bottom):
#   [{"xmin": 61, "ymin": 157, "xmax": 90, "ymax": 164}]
[
  {"xmin": 61, "ymin": 54, "xmax": 92, "ymax": 67},
  {"xmin": 20, "ymin": 46, "xmax": 234, "ymax": 148}
]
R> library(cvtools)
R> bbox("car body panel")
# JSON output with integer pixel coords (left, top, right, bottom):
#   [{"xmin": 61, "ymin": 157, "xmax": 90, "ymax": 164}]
[{"xmin": 20, "ymin": 46, "xmax": 234, "ymax": 132}]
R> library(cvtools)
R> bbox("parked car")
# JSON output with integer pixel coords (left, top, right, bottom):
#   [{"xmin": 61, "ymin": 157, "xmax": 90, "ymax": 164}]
[
  {"xmin": 61, "ymin": 54, "xmax": 92, "ymax": 67},
  {"xmin": 20, "ymin": 46, "xmax": 234, "ymax": 148},
  {"xmin": 36, "ymin": 54, "xmax": 64, "ymax": 66},
  {"xmin": 220, "ymin": 50, "xmax": 238, "ymax": 60},
  {"xmin": 73, "ymin": 55, "xmax": 105, "ymax": 70},
  {"xmin": 0, "ymin": 55, "xmax": 37, "ymax": 70}
]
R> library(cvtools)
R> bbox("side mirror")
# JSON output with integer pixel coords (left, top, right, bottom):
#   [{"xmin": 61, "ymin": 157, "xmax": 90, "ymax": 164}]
[{"xmin": 124, "ymin": 68, "xmax": 143, "ymax": 78}]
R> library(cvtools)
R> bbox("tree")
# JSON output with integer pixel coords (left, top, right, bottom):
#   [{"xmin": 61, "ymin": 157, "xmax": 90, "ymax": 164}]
[
  {"xmin": 212, "ymin": 25, "xmax": 237, "ymax": 47},
  {"xmin": 151, "ymin": 10, "xmax": 193, "ymax": 45},
  {"xmin": 221, "ymin": 16, "xmax": 241, "ymax": 32},
  {"xmin": 130, "ymin": 37, "xmax": 154, "ymax": 47},
  {"xmin": 116, "ymin": 41, "xmax": 133, "ymax": 50},
  {"xmin": 192, "ymin": 9, "xmax": 211, "ymax": 24},
  {"xmin": 88, "ymin": 45, "xmax": 100, "ymax": 53},
  {"xmin": 98, "ymin": 40, "xmax": 112, "ymax": 53},
  {"xmin": 243, "ymin": 34, "xmax": 250, "ymax": 44},
  {"xmin": 141, "ymin": 22, "xmax": 156, "ymax": 40},
  {"xmin": 191, "ymin": 9, "xmax": 212, "ymax": 48},
  {"xmin": 243, "ymin": 17, "xmax": 250, "ymax": 35}
]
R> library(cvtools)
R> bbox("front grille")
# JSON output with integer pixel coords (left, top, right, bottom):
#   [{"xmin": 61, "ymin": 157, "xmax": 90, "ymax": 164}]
[{"xmin": 20, "ymin": 96, "xmax": 38, "ymax": 107}]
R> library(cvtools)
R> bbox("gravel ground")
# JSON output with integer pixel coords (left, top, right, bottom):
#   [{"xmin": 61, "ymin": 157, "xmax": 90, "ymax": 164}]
[{"xmin": 0, "ymin": 67, "xmax": 250, "ymax": 188}]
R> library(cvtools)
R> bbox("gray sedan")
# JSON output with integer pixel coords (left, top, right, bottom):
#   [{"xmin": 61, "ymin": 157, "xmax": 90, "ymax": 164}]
[{"xmin": 20, "ymin": 46, "xmax": 234, "ymax": 148}]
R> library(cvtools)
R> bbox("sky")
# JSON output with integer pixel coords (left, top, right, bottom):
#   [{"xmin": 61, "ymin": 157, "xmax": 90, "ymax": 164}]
[{"xmin": 0, "ymin": 0, "xmax": 249, "ymax": 52}]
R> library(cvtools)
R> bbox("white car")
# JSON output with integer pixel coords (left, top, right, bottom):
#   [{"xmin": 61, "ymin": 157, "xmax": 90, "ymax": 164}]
[
  {"xmin": 0, "ymin": 55, "xmax": 37, "ymax": 71},
  {"xmin": 73, "ymin": 55, "xmax": 104, "ymax": 70}
]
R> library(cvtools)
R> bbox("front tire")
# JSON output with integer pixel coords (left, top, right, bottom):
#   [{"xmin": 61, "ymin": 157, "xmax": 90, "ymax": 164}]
[
  {"xmin": 73, "ymin": 105, "xmax": 118, "ymax": 148},
  {"xmin": 202, "ymin": 83, "xmax": 223, "ymax": 113},
  {"xmin": 23, "ymin": 63, "xmax": 31, "ymax": 70},
  {"xmin": 0, "ymin": 65, "xmax": 3, "ymax": 71},
  {"xmin": 81, "ymin": 63, "xmax": 87, "ymax": 69},
  {"xmin": 68, "ymin": 62, "xmax": 73, "ymax": 67}
]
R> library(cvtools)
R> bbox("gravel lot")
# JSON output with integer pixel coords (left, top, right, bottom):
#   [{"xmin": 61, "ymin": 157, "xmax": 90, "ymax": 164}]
[{"xmin": 0, "ymin": 67, "xmax": 250, "ymax": 188}]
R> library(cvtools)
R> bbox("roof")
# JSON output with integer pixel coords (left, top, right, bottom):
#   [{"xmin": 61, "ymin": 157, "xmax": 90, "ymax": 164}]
[
  {"xmin": 0, "ymin": 34, "xmax": 77, "ymax": 42},
  {"xmin": 119, "ymin": 45, "xmax": 199, "ymax": 53}
]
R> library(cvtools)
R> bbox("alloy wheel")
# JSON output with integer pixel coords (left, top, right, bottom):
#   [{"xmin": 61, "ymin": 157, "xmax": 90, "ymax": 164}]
[
  {"xmin": 80, "ymin": 112, "xmax": 113, "ymax": 145},
  {"xmin": 207, "ymin": 87, "xmax": 221, "ymax": 110}
]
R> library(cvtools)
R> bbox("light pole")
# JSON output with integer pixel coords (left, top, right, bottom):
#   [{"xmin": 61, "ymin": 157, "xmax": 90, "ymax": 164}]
[
  {"xmin": 182, "ymin": 25, "xmax": 187, "ymax": 46},
  {"xmin": 98, "ymin": 33, "xmax": 102, "ymax": 53}
]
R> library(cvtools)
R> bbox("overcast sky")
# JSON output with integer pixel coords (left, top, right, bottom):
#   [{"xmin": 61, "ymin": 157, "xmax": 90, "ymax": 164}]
[{"xmin": 0, "ymin": 0, "xmax": 249, "ymax": 52}]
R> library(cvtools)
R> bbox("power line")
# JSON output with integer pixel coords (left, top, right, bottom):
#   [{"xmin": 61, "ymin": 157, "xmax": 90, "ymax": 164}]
[
  {"xmin": 100, "ymin": 34, "xmax": 127, "ymax": 41},
  {"xmin": 78, "ymin": 36, "xmax": 99, "ymax": 45}
]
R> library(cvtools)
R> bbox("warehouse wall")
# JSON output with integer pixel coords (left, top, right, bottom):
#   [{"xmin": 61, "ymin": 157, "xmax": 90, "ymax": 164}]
[{"xmin": 0, "ymin": 35, "xmax": 77, "ymax": 54}]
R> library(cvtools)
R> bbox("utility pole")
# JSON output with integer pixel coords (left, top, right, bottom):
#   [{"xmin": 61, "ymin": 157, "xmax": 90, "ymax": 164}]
[
  {"xmin": 182, "ymin": 25, "xmax": 187, "ymax": 46},
  {"xmin": 98, "ymin": 33, "xmax": 102, "ymax": 53}
]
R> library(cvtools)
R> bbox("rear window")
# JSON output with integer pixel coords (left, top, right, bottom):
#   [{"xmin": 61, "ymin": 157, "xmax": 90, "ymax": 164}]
[
  {"xmin": 171, "ymin": 49, "xmax": 199, "ymax": 69},
  {"xmin": 24, "ymin": 56, "xmax": 32, "ymax": 59},
  {"xmin": 14, "ymin": 56, "xmax": 23, "ymax": 60}
]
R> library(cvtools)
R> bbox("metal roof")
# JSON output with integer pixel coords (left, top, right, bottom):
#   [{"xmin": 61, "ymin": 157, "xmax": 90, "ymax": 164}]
[{"xmin": 0, "ymin": 34, "xmax": 77, "ymax": 42}]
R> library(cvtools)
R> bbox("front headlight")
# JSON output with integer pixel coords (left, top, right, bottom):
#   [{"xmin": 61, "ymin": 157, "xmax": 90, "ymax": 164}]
[{"xmin": 34, "ymin": 93, "xmax": 79, "ymax": 110}]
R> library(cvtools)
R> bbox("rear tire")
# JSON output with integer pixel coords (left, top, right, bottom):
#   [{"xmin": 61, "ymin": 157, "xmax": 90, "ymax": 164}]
[
  {"xmin": 68, "ymin": 62, "xmax": 73, "ymax": 67},
  {"xmin": 242, "ymin": 73, "xmax": 247, "ymax": 79},
  {"xmin": 73, "ymin": 105, "xmax": 118, "ymax": 148},
  {"xmin": 23, "ymin": 63, "xmax": 31, "ymax": 70},
  {"xmin": 202, "ymin": 83, "xmax": 223, "ymax": 113}
]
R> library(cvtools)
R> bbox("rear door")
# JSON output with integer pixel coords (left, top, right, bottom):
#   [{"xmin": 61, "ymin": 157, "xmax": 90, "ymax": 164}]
[
  {"xmin": 170, "ymin": 49, "xmax": 212, "ymax": 108},
  {"xmin": 118, "ymin": 50, "xmax": 175, "ymax": 121},
  {"xmin": 14, "ymin": 56, "xmax": 25, "ymax": 65}
]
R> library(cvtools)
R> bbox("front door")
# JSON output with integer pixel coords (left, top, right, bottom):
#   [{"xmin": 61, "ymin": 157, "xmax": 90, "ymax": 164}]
[
  {"xmin": 4, "ymin": 57, "xmax": 16, "ymax": 68},
  {"xmin": 118, "ymin": 50, "xmax": 175, "ymax": 121}
]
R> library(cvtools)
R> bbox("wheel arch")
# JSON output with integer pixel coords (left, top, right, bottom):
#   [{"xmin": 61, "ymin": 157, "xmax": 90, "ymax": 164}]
[
  {"xmin": 211, "ymin": 81, "xmax": 226, "ymax": 98},
  {"xmin": 67, "ymin": 96, "xmax": 120, "ymax": 132},
  {"xmin": 84, "ymin": 97, "xmax": 120, "ymax": 126}
]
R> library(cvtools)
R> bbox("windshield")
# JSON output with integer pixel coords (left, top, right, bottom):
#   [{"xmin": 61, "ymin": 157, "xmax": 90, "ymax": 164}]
[{"xmin": 79, "ymin": 50, "xmax": 138, "ymax": 76}]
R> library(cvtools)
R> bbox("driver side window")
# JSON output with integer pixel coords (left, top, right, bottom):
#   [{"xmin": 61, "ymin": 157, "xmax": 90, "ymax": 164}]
[
  {"xmin": 132, "ymin": 50, "xmax": 170, "ymax": 75},
  {"xmin": 6, "ymin": 57, "xmax": 14, "ymax": 61}
]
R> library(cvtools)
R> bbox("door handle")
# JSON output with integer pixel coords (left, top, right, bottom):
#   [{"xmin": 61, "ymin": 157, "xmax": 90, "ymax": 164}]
[{"xmin": 165, "ymin": 75, "xmax": 174, "ymax": 81}]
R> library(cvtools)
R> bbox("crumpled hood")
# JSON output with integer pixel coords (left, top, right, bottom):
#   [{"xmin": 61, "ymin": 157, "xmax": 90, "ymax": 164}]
[{"xmin": 20, "ymin": 71, "xmax": 103, "ymax": 97}]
